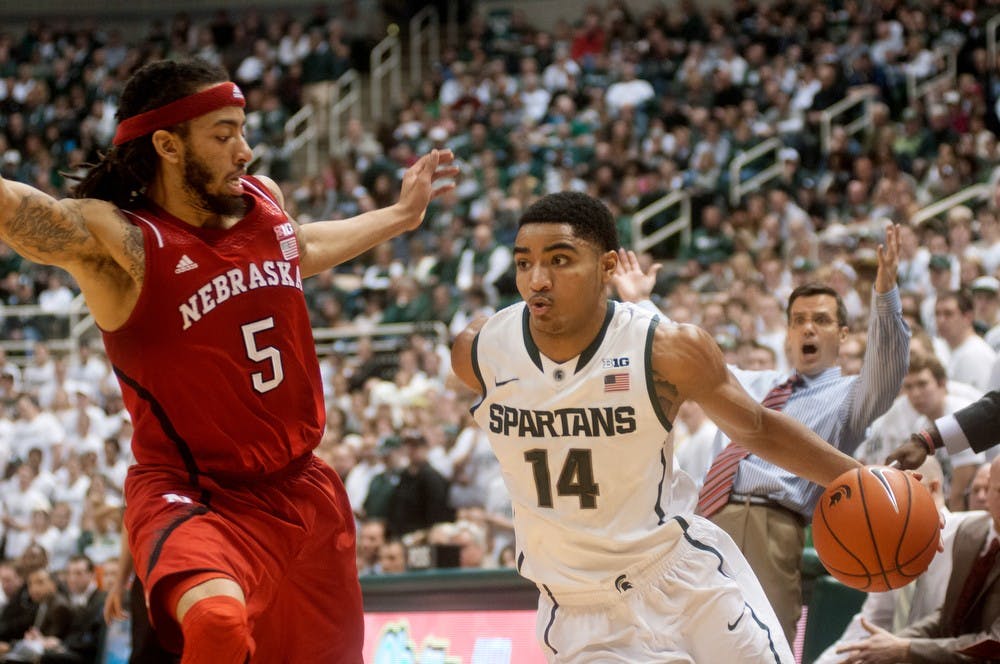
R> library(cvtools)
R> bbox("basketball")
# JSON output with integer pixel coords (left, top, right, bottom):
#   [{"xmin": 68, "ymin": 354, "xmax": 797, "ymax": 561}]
[{"xmin": 811, "ymin": 466, "xmax": 941, "ymax": 592}]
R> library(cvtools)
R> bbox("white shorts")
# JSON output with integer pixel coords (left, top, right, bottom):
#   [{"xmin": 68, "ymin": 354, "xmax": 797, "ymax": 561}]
[{"xmin": 534, "ymin": 515, "xmax": 793, "ymax": 663}]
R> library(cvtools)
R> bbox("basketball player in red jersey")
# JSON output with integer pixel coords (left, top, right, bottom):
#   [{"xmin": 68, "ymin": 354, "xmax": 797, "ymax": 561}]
[{"xmin": 0, "ymin": 58, "xmax": 457, "ymax": 663}]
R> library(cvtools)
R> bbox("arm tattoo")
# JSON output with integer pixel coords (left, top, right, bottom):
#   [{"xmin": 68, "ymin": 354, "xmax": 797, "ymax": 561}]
[
  {"xmin": 117, "ymin": 210, "xmax": 145, "ymax": 284},
  {"xmin": 5, "ymin": 193, "xmax": 89, "ymax": 256},
  {"xmin": 655, "ymin": 378, "xmax": 680, "ymax": 416}
]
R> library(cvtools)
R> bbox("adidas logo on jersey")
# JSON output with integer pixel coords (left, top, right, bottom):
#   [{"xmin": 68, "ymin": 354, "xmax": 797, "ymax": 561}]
[{"xmin": 174, "ymin": 255, "xmax": 199, "ymax": 274}]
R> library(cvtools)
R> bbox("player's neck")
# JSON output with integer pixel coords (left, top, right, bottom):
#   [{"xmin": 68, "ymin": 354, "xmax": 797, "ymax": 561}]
[
  {"xmin": 529, "ymin": 302, "xmax": 609, "ymax": 364},
  {"xmin": 147, "ymin": 181, "xmax": 242, "ymax": 230}
]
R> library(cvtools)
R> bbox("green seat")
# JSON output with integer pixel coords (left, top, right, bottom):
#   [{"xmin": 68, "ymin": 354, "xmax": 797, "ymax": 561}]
[{"xmin": 801, "ymin": 574, "xmax": 867, "ymax": 664}]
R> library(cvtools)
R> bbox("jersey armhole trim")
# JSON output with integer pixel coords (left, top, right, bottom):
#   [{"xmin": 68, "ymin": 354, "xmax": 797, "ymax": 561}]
[
  {"xmin": 468, "ymin": 331, "xmax": 487, "ymax": 415},
  {"xmin": 241, "ymin": 176, "xmax": 280, "ymax": 208},
  {"xmin": 644, "ymin": 315, "xmax": 672, "ymax": 432}
]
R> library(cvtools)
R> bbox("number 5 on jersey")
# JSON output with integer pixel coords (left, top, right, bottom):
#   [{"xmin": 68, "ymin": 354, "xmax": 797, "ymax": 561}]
[
  {"xmin": 524, "ymin": 448, "xmax": 599, "ymax": 509},
  {"xmin": 242, "ymin": 317, "xmax": 284, "ymax": 393}
]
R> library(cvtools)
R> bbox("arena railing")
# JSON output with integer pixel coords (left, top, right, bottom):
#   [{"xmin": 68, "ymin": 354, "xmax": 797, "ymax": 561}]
[
  {"xmin": 910, "ymin": 182, "xmax": 991, "ymax": 227},
  {"xmin": 329, "ymin": 69, "xmax": 362, "ymax": 152},
  {"xmin": 284, "ymin": 103, "xmax": 318, "ymax": 177},
  {"xmin": 371, "ymin": 32, "xmax": 402, "ymax": 122},
  {"xmin": 820, "ymin": 87, "xmax": 876, "ymax": 154},
  {"xmin": 630, "ymin": 189, "xmax": 691, "ymax": 257},
  {"xmin": 0, "ymin": 293, "xmax": 93, "ymax": 363},
  {"xmin": 905, "ymin": 46, "xmax": 958, "ymax": 105},
  {"xmin": 311, "ymin": 321, "xmax": 450, "ymax": 358},
  {"xmin": 409, "ymin": 6, "xmax": 440, "ymax": 92},
  {"xmin": 989, "ymin": 14, "xmax": 1000, "ymax": 71},
  {"xmin": 729, "ymin": 137, "xmax": 784, "ymax": 207}
]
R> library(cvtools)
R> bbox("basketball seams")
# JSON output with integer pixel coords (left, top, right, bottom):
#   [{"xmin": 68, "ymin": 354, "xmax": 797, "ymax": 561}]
[
  {"xmin": 816, "ymin": 468, "xmax": 876, "ymax": 589},
  {"xmin": 813, "ymin": 467, "xmax": 941, "ymax": 593},
  {"xmin": 858, "ymin": 468, "xmax": 893, "ymax": 591}
]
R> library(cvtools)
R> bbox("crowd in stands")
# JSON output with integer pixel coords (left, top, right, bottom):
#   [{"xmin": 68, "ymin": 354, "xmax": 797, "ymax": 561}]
[{"xmin": 0, "ymin": 0, "xmax": 999, "ymax": 656}]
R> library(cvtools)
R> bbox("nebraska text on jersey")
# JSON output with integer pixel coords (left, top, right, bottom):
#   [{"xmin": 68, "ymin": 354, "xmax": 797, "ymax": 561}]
[{"xmin": 179, "ymin": 259, "xmax": 303, "ymax": 330}]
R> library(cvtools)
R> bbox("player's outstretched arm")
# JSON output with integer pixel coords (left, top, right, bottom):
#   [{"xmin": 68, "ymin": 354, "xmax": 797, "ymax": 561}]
[
  {"xmin": 654, "ymin": 323, "xmax": 862, "ymax": 486},
  {"xmin": 0, "ymin": 176, "xmax": 144, "ymax": 330},
  {"xmin": 262, "ymin": 150, "xmax": 458, "ymax": 278},
  {"xmin": 0, "ymin": 176, "xmax": 124, "ymax": 270},
  {"xmin": 450, "ymin": 315, "xmax": 490, "ymax": 394}
]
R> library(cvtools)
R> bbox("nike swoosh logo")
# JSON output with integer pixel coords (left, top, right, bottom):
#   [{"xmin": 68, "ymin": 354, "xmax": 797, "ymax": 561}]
[
  {"xmin": 495, "ymin": 377, "xmax": 519, "ymax": 386},
  {"xmin": 727, "ymin": 611, "xmax": 745, "ymax": 631}
]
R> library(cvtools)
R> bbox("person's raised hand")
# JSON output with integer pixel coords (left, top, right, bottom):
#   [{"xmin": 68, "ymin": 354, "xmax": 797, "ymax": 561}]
[
  {"xmin": 874, "ymin": 222, "xmax": 901, "ymax": 294},
  {"xmin": 611, "ymin": 248, "xmax": 660, "ymax": 303}
]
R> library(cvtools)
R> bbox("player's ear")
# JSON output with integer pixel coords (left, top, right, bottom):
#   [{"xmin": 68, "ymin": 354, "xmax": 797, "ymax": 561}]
[
  {"xmin": 151, "ymin": 129, "xmax": 182, "ymax": 163},
  {"xmin": 600, "ymin": 249, "xmax": 617, "ymax": 279}
]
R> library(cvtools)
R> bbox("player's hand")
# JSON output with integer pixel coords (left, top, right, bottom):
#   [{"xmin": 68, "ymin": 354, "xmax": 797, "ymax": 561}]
[
  {"xmin": 103, "ymin": 581, "xmax": 127, "ymax": 623},
  {"xmin": 835, "ymin": 617, "xmax": 910, "ymax": 663},
  {"xmin": 610, "ymin": 248, "xmax": 660, "ymax": 303},
  {"xmin": 396, "ymin": 149, "xmax": 459, "ymax": 230},
  {"xmin": 885, "ymin": 438, "xmax": 929, "ymax": 470}
]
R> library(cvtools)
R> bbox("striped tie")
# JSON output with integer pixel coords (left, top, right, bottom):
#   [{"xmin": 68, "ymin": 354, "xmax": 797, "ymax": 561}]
[{"xmin": 696, "ymin": 374, "xmax": 802, "ymax": 518}]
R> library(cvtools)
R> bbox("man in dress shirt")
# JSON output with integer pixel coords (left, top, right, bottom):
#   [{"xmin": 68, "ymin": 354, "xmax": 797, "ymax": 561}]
[
  {"xmin": 704, "ymin": 225, "xmax": 910, "ymax": 643},
  {"xmin": 836, "ymin": 456, "xmax": 1000, "ymax": 663}
]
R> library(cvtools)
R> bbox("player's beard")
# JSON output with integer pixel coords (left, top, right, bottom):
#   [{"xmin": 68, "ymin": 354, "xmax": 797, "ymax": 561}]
[{"xmin": 182, "ymin": 149, "xmax": 247, "ymax": 217}]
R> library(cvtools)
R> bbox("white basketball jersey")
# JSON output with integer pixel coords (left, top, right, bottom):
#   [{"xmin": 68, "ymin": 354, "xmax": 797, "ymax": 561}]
[{"xmin": 472, "ymin": 300, "xmax": 697, "ymax": 593}]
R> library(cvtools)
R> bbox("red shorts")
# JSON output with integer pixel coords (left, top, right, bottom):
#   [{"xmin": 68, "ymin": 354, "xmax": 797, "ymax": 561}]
[{"xmin": 124, "ymin": 454, "xmax": 363, "ymax": 663}]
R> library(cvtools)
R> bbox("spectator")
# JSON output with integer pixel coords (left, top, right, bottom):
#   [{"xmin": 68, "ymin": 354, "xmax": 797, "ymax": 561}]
[
  {"xmin": 0, "ymin": 562, "xmax": 33, "ymax": 644},
  {"xmin": 0, "ymin": 566, "xmax": 72, "ymax": 661},
  {"xmin": 376, "ymin": 539, "xmax": 407, "ymax": 575},
  {"xmin": 455, "ymin": 223, "xmax": 512, "ymax": 306},
  {"xmin": 37, "ymin": 555, "xmax": 106, "ymax": 664},
  {"xmin": 934, "ymin": 290, "xmax": 997, "ymax": 392},
  {"xmin": 355, "ymin": 518, "xmax": 387, "ymax": 576},
  {"xmin": 971, "ymin": 276, "xmax": 1000, "ymax": 352},
  {"xmin": 385, "ymin": 431, "xmax": 453, "ymax": 538}
]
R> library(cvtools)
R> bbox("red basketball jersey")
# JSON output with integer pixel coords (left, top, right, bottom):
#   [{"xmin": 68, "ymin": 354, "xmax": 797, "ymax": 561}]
[{"xmin": 102, "ymin": 177, "xmax": 325, "ymax": 479}]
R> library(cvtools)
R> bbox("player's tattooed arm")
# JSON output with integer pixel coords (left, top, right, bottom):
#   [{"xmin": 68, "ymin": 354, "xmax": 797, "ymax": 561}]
[
  {"xmin": 0, "ymin": 180, "xmax": 116, "ymax": 269},
  {"xmin": 116, "ymin": 210, "xmax": 145, "ymax": 285},
  {"xmin": 653, "ymin": 376, "xmax": 680, "ymax": 419},
  {"xmin": 3, "ymin": 193, "xmax": 93, "ymax": 263}
]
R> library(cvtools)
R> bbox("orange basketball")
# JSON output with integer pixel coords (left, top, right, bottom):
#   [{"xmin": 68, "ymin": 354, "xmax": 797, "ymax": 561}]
[{"xmin": 811, "ymin": 465, "xmax": 941, "ymax": 592}]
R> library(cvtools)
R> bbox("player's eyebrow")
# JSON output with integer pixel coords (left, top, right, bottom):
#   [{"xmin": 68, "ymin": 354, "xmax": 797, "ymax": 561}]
[{"xmin": 513, "ymin": 242, "xmax": 580, "ymax": 254}]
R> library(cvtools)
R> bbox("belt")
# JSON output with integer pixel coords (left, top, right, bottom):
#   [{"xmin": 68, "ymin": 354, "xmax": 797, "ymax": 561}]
[{"xmin": 728, "ymin": 493, "xmax": 807, "ymax": 527}]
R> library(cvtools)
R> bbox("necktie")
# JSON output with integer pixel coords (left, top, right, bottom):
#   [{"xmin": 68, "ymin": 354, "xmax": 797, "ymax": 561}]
[
  {"xmin": 951, "ymin": 537, "xmax": 1000, "ymax": 635},
  {"xmin": 696, "ymin": 374, "xmax": 801, "ymax": 518}
]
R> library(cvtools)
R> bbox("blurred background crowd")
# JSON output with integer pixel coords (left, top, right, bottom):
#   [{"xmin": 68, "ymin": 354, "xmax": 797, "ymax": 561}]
[{"xmin": 0, "ymin": 0, "xmax": 998, "ymax": 658}]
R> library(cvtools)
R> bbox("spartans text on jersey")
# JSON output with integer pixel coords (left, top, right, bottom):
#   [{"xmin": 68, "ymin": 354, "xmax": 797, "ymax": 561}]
[
  {"xmin": 179, "ymin": 259, "xmax": 303, "ymax": 330},
  {"xmin": 488, "ymin": 404, "xmax": 636, "ymax": 437}
]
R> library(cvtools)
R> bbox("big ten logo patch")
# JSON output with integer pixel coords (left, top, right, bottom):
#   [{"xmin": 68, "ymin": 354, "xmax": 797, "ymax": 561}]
[{"xmin": 601, "ymin": 356, "xmax": 630, "ymax": 369}]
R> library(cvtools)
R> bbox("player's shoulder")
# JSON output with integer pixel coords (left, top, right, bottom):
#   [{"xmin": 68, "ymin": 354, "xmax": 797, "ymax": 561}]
[
  {"xmin": 76, "ymin": 197, "xmax": 138, "ymax": 236},
  {"xmin": 241, "ymin": 174, "xmax": 285, "ymax": 209},
  {"xmin": 481, "ymin": 301, "xmax": 526, "ymax": 332}
]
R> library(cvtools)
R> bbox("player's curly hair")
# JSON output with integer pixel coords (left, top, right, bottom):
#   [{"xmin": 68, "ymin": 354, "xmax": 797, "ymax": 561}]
[
  {"xmin": 71, "ymin": 58, "xmax": 231, "ymax": 208},
  {"xmin": 518, "ymin": 191, "xmax": 619, "ymax": 252}
]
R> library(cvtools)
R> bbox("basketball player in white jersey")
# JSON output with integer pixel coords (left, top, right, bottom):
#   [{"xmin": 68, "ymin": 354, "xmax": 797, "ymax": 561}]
[{"xmin": 451, "ymin": 191, "xmax": 863, "ymax": 662}]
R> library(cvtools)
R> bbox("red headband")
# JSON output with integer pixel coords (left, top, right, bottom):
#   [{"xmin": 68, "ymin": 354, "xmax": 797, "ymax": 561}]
[{"xmin": 112, "ymin": 82, "xmax": 246, "ymax": 146}]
